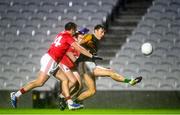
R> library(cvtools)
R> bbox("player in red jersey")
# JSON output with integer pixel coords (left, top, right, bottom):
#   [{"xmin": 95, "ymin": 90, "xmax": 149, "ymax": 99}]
[
  {"xmin": 59, "ymin": 47, "xmax": 81, "ymax": 90},
  {"xmin": 59, "ymin": 28, "xmax": 90, "ymax": 92},
  {"xmin": 10, "ymin": 22, "xmax": 99, "ymax": 110},
  {"xmin": 56, "ymin": 28, "xmax": 91, "ymax": 110}
]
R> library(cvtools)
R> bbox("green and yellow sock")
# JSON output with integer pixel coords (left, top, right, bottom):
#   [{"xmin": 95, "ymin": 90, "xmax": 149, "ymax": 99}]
[{"xmin": 124, "ymin": 78, "xmax": 131, "ymax": 83}]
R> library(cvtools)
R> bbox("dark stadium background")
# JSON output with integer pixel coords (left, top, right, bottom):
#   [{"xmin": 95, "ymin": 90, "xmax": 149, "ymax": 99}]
[{"xmin": 0, "ymin": 0, "xmax": 180, "ymax": 109}]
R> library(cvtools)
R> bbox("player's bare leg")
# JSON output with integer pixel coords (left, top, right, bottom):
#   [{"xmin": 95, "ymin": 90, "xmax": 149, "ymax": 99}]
[
  {"xmin": 70, "ymin": 72, "xmax": 82, "ymax": 98},
  {"xmin": 10, "ymin": 71, "xmax": 49, "ymax": 108},
  {"xmin": 57, "ymin": 69, "xmax": 78, "ymax": 99},
  {"xmin": 65, "ymin": 71, "xmax": 78, "ymax": 91},
  {"xmin": 55, "ymin": 69, "xmax": 70, "ymax": 98},
  {"xmin": 56, "ymin": 69, "xmax": 83, "ymax": 110},
  {"xmin": 56, "ymin": 70, "xmax": 82, "ymax": 109},
  {"xmin": 76, "ymin": 73, "xmax": 96, "ymax": 102},
  {"xmin": 59, "ymin": 72, "xmax": 83, "ymax": 109},
  {"xmin": 94, "ymin": 66, "xmax": 125, "ymax": 82},
  {"xmin": 74, "ymin": 66, "xmax": 142, "ymax": 104},
  {"xmin": 93, "ymin": 66, "xmax": 142, "ymax": 85},
  {"xmin": 24, "ymin": 72, "xmax": 50, "ymax": 91}
]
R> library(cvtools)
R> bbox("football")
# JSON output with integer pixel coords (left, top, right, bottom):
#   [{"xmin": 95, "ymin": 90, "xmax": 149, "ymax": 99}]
[{"xmin": 141, "ymin": 42, "xmax": 153, "ymax": 55}]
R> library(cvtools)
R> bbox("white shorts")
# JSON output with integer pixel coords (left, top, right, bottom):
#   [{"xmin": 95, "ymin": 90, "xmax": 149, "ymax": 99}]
[
  {"xmin": 40, "ymin": 53, "xmax": 58, "ymax": 76},
  {"xmin": 59, "ymin": 63, "xmax": 70, "ymax": 73},
  {"xmin": 84, "ymin": 61, "xmax": 96, "ymax": 74}
]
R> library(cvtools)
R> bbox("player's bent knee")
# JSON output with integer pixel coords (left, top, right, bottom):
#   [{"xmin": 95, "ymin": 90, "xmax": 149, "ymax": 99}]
[
  {"xmin": 106, "ymin": 69, "xmax": 116, "ymax": 76},
  {"xmin": 70, "ymin": 79, "xmax": 78, "ymax": 85},
  {"xmin": 107, "ymin": 68, "xmax": 114, "ymax": 73},
  {"xmin": 89, "ymin": 88, "xmax": 96, "ymax": 96}
]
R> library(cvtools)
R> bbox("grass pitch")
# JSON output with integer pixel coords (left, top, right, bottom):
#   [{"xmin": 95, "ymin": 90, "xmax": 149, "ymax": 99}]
[{"xmin": 0, "ymin": 108, "xmax": 180, "ymax": 115}]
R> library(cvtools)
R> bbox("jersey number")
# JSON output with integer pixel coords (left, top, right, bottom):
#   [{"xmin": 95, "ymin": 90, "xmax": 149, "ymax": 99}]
[{"xmin": 54, "ymin": 36, "xmax": 62, "ymax": 47}]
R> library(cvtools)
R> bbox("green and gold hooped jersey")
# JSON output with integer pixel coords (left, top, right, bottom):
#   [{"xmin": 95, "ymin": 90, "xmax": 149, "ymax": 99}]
[{"xmin": 81, "ymin": 34, "xmax": 99, "ymax": 55}]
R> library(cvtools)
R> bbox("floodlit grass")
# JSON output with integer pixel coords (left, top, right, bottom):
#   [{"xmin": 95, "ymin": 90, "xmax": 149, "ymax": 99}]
[{"xmin": 0, "ymin": 108, "xmax": 180, "ymax": 115}]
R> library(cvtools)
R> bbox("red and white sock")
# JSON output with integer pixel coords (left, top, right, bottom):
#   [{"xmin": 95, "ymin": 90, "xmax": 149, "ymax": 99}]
[
  {"xmin": 65, "ymin": 96, "xmax": 73, "ymax": 105},
  {"xmin": 15, "ymin": 88, "xmax": 26, "ymax": 98}
]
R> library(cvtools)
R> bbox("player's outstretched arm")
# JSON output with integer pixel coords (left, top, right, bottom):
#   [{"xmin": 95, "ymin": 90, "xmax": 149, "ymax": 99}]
[
  {"xmin": 66, "ymin": 52, "xmax": 77, "ymax": 62},
  {"xmin": 71, "ymin": 42, "xmax": 92, "ymax": 58}
]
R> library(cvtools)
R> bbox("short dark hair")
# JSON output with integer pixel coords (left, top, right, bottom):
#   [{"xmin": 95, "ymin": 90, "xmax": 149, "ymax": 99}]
[
  {"xmin": 65, "ymin": 22, "xmax": 77, "ymax": 31},
  {"xmin": 94, "ymin": 24, "xmax": 105, "ymax": 30}
]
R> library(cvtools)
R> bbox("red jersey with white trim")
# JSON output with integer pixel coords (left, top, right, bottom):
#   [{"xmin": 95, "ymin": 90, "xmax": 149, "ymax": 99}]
[
  {"xmin": 60, "ymin": 46, "xmax": 80, "ymax": 69},
  {"xmin": 47, "ymin": 31, "xmax": 75, "ymax": 62}
]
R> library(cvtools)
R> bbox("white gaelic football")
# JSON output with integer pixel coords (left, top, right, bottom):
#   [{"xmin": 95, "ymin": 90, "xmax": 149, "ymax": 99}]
[{"xmin": 141, "ymin": 42, "xmax": 153, "ymax": 55}]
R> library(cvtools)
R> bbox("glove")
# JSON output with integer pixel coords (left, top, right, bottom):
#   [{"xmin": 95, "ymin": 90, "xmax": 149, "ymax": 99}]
[{"xmin": 92, "ymin": 55, "xmax": 103, "ymax": 61}]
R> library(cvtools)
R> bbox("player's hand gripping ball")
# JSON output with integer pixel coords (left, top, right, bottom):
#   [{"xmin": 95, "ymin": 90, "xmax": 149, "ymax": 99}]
[{"xmin": 141, "ymin": 42, "xmax": 153, "ymax": 55}]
